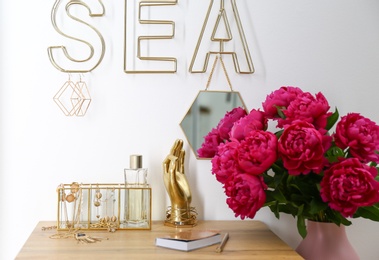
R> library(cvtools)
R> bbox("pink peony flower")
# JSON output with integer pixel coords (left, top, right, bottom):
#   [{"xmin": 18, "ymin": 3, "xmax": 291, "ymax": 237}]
[
  {"xmin": 262, "ymin": 86, "xmax": 303, "ymax": 119},
  {"xmin": 320, "ymin": 158, "xmax": 379, "ymax": 218},
  {"xmin": 211, "ymin": 141, "xmax": 240, "ymax": 184},
  {"xmin": 197, "ymin": 128, "xmax": 223, "ymax": 158},
  {"xmin": 237, "ymin": 130, "xmax": 278, "ymax": 175},
  {"xmin": 217, "ymin": 107, "xmax": 247, "ymax": 140},
  {"xmin": 278, "ymin": 121, "xmax": 330, "ymax": 175},
  {"xmin": 279, "ymin": 92, "xmax": 331, "ymax": 129},
  {"xmin": 334, "ymin": 113, "xmax": 379, "ymax": 163},
  {"xmin": 224, "ymin": 173, "xmax": 267, "ymax": 219},
  {"xmin": 230, "ymin": 109, "xmax": 268, "ymax": 141}
]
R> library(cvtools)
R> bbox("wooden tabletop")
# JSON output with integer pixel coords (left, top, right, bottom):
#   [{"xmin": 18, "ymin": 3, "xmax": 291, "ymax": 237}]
[{"xmin": 16, "ymin": 220, "xmax": 302, "ymax": 259}]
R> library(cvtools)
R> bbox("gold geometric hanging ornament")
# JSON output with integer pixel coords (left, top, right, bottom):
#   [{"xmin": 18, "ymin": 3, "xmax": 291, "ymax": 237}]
[
  {"xmin": 53, "ymin": 74, "xmax": 92, "ymax": 117},
  {"xmin": 73, "ymin": 75, "xmax": 91, "ymax": 117}
]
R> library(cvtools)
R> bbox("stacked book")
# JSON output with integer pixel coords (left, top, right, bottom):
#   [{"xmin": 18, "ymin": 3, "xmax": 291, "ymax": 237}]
[{"xmin": 155, "ymin": 230, "xmax": 222, "ymax": 251}]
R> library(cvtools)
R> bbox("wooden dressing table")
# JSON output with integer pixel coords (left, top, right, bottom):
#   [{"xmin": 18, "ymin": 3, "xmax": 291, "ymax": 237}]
[{"xmin": 16, "ymin": 220, "xmax": 302, "ymax": 259}]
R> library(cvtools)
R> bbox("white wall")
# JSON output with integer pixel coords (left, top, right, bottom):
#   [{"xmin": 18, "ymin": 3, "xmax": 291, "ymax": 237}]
[{"xmin": 1, "ymin": 0, "xmax": 379, "ymax": 259}]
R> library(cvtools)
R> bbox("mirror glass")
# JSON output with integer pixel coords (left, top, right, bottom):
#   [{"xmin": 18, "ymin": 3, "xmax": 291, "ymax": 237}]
[{"xmin": 180, "ymin": 90, "xmax": 247, "ymax": 159}]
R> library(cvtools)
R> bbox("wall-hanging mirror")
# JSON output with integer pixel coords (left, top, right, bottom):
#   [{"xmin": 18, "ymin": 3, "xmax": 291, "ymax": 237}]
[{"xmin": 180, "ymin": 90, "xmax": 247, "ymax": 159}]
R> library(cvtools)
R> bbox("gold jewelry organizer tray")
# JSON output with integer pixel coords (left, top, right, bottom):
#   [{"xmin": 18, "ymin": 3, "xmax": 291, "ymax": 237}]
[{"xmin": 56, "ymin": 183, "xmax": 152, "ymax": 231}]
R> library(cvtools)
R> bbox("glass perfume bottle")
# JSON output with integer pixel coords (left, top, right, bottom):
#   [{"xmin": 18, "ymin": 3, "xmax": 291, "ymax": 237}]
[{"xmin": 124, "ymin": 154, "xmax": 149, "ymax": 227}]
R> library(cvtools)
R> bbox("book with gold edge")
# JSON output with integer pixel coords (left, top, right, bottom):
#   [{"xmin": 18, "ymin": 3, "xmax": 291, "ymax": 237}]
[{"xmin": 155, "ymin": 230, "xmax": 222, "ymax": 251}]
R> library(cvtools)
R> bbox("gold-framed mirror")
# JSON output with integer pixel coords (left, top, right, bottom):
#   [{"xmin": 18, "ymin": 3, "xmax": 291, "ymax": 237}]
[{"xmin": 180, "ymin": 90, "xmax": 247, "ymax": 159}]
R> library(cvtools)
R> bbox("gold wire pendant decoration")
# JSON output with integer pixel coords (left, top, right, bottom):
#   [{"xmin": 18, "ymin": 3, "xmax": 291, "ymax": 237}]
[
  {"xmin": 189, "ymin": 0, "xmax": 254, "ymax": 74},
  {"xmin": 53, "ymin": 75, "xmax": 84, "ymax": 116},
  {"xmin": 73, "ymin": 77, "xmax": 91, "ymax": 117},
  {"xmin": 123, "ymin": 0, "xmax": 178, "ymax": 73},
  {"xmin": 54, "ymin": 74, "xmax": 92, "ymax": 117}
]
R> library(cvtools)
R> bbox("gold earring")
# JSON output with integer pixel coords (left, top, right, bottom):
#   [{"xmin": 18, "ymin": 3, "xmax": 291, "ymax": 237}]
[
  {"xmin": 53, "ymin": 74, "xmax": 83, "ymax": 116},
  {"xmin": 65, "ymin": 182, "xmax": 79, "ymax": 203},
  {"xmin": 65, "ymin": 193, "xmax": 75, "ymax": 203},
  {"xmin": 70, "ymin": 182, "xmax": 79, "ymax": 193},
  {"xmin": 94, "ymin": 186, "xmax": 102, "ymax": 218},
  {"xmin": 74, "ymin": 74, "xmax": 91, "ymax": 116}
]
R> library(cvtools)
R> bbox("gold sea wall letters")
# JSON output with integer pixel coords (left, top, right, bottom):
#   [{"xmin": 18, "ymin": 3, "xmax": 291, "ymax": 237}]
[
  {"xmin": 48, "ymin": 1, "xmax": 254, "ymax": 116},
  {"xmin": 48, "ymin": 0, "xmax": 253, "ymax": 74}
]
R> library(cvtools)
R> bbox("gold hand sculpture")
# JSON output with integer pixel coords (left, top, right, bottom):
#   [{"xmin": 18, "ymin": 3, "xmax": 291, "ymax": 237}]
[{"xmin": 163, "ymin": 139, "xmax": 197, "ymax": 227}]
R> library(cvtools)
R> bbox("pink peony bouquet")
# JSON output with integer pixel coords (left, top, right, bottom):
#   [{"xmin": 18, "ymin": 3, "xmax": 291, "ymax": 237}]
[{"xmin": 198, "ymin": 86, "xmax": 379, "ymax": 237}]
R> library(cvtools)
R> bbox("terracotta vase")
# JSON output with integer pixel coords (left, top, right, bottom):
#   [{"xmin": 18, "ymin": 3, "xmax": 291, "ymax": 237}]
[{"xmin": 296, "ymin": 221, "xmax": 359, "ymax": 260}]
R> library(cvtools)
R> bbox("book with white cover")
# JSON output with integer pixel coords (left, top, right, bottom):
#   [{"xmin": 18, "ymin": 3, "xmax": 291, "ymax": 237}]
[{"xmin": 155, "ymin": 230, "xmax": 222, "ymax": 251}]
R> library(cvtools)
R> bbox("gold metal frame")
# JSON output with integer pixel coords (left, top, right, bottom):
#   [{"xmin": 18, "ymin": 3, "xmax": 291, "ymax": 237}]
[
  {"xmin": 123, "ymin": 0, "xmax": 178, "ymax": 73},
  {"xmin": 73, "ymin": 76, "xmax": 92, "ymax": 116},
  {"xmin": 47, "ymin": 0, "xmax": 106, "ymax": 73},
  {"xmin": 53, "ymin": 76, "xmax": 84, "ymax": 116},
  {"xmin": 189, "ymin": 0, "xmax": 254, "ymax": 74},
  {"xmin": 180, "ymin": 55, "xmax": 249, "ymax": 159},
  {"xmin": 57, "ymin": 183, "xmax": 152, "ymax": 231}
]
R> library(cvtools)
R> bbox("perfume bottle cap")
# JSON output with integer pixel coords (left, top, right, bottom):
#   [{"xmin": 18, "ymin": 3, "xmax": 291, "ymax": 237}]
[{"xmin": 130, "ymin": 154, "xmax": 143, "ymax": 169}]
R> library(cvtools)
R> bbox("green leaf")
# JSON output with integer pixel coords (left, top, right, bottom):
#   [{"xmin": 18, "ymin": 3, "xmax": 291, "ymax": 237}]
[
  {"xmin": 268, "ymin": 201, "xmax": 280, "ymax": 219},
  {"xmin": 264, "ymin": 190, "xmax": 277, "ymax": 204},
  {"xmin": 309, "ymin": 199, "xmax": 328, "ymax": 215},
  {"xmin": 276, "ymin": 106, "xmax": 286, "ymax": 119},
  {"xmin": 325, "ymin": 209, "xmax": 351, "ymax": 226},
  {"xmin": 267, "ymin": 189, "xmax": 287, "ymax": 203},
  {"xmin": 277, "ymin": 204, "xmax": 297, "ymax": 216},
  {"xmin": 354, "ymin": 205, "xmax": 379, "ymax": 221},
  {"xmin": 297, "ymin": 204, "xmax": 304, "ymax": 216},
  {"xmin": 290, "ymin": 194, "xmax": 308, "ymax": 206},
  {"xmin": 297, "ymin": 215, "xmax": 307, "ymax": 238},
  {"xmin": 375, "ymin": 172, "xmax": 379, "ymax": 182},
  {"xmin": 271, "ymin": 161, "xmax": 285, "ymax": 175},
  {"xmin": 263, "ymin": 201, "xmax": 277, "ymax": 207},
  {"xmin": 326, "ymin": 107, "xmax": 339, "ymax": 131},
  {"xmin": 263, "ymin": 174, "xmax": 275, "ymax": 188},
  {"xmin": 275, "ymin": 129, "xmax": 284, "ymax": 139},
  {"xmin": 274, "ymin": 172, "xmax": 286, "ymax": 188},
  {"xmin": 325, "ymin": 145, "xmax": 345, "ymax": 163}
]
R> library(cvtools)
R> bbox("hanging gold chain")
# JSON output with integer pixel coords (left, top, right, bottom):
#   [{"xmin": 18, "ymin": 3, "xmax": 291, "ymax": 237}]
[
  {"xmin": 205, "ymin": 55, "xmax": 234, "ymax": 91},
  {"xmin": 219, "ymin": 55, "xmax": 233, "ymax": 91}
]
